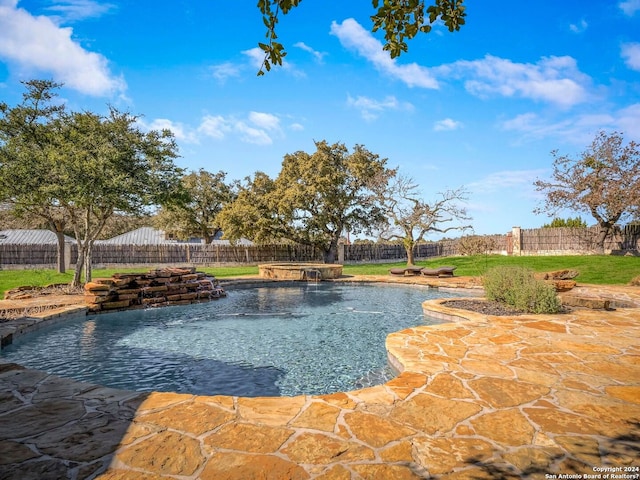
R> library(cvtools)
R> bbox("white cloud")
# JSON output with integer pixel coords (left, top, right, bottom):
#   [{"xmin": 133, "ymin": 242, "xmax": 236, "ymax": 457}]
[
  {"xmin": 196, "ymin": 112, "xmax": 285, "ymax": 145},
  {"xmin": 0, "ymin": 1, "xmax": 125, "ymax": 96},
  {"xmin": 248, "ymin": 111, "xmax": 281, "ymax": 131},
  {"xmin": 294, "ymin": 42, "xmax": 327, "ymax": 63},
  {"xmin": 440, "ymin": 55, "xmax": 591, "ymax": 107},
  {"xmin": 330, "ymin": 18, "xmax": 439, "ymax": 89},
  {"xmin": 197, "ymin": 115, "xmax": 232, "ymax": 140},
  {"xmin": 434, "ymin": 118, "xmax": 463, "ymax": 131},
  {"xmin": 621, "ymin": 42, "xmax": 640, "ymax": 71},
  {"xmin": 235, "ymin": 121, "xmax": 273, "ymax": 145},
  {"xmin": 289, "ymin": 122, "xmax": 304, "ymax": 131},
  {"xmin": 346, "ymin": 94, "xmax": 413, "ymax": 121},
  {"xmin": 45, "ymin": 0, "xmax": 116, "ymax": 23},
  {"xmin": 210, "ymin": 62, "xmax": 241, "ymax": 82},
  {"xmin": 467, "ymin": 169, "xmax": 546, "ymax": 195},
  {"xmin": 569, "ymin": 18, "xmax": 588, "ymax": 33},
  {"xmin": 616, "ymin": 103, "xmax": 640, "ymax": 139},
  {"xmin": 241, "ymin": 47, "xmax": 266, "ymax": 70},
  {"xmin": 329, "ymin": 18, "xmax": 590, "ymax": 107},
  {"xmin": 149, "ymin": 118, "xmax": 198, "ymax": 143},
  {"xmin": 241, "ymin": 46, "xmax": 304, "ymax": 77},
  {"xmin": 619, "ymin": 0, "xmax": 640, "ymax": 16},
  {"xmin": 500, "ymin": 106, "xmax": 640, "ymax": 145}
]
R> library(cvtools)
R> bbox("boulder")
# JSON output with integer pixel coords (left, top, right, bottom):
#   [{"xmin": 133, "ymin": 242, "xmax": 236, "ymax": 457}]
[
  {"xmin": 561, "ymin": 295, "xmax": 612, "ymax": 310},
  {"xmin": 535, "ymin": 269, "xmax": 579, "ymax": 280},
  {"xmin": 546, "ymin": 279, "xmax": 577, "ymax": 292}
]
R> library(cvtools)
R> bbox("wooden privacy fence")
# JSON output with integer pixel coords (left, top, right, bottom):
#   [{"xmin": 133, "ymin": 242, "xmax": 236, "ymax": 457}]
[
  {"xmin": 342, "ymin": 240, "xmax": 460, "ymax": 262},
  {"xmin": 0, "ymin": 243, "xmax": 324, "ymax": 267},
  {"xmin": 1, "ymin": 225, "xmax": 638, "ymax": 268},
  {"xmin": 518, "ymin": 225, "xmax": 640, "ymax": 254},
  {"xmin": 0, "ymin": 238, "xmax": 501, "ymax": 267},
  {"xmin": 89, "ymin": 244, "xmax": 324, "ymax": 265},
  {"xmin": 0, "ymin": 244, "xmax": 60, "ymax": 265}
]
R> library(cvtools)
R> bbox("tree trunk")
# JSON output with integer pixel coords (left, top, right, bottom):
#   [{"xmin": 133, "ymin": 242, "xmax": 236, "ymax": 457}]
[
  {"xmin": 54, "ymin": 230, "xmax": 66, "ymax": 273},
  {"xmin": 83, "ymin": 242, "xmax": 93, "ymax": 283},
  {"xmin": 404, "ymin": 237, "xmax": 416, "ymax": 266},
  {"xmin": 594, "ymin": 223, "xmax": 612, "ymax": 253},
  {"xmin": 72, "ymin": 243, "xmax": 85, "ymax": 287},
  {"xmin": 323, "ymin": 237, "xmax": 340, "ymax": 264},
  {"xmin": 323, "ymin": 247, "xmax": 335, "ymax": 264},
  {"xmin": 406, "ymin": 246, "xmax": 415, "ymax": 266},
  {"xmin": 45, "ymin": 219, "xmax": 67, "ymax": 273}
]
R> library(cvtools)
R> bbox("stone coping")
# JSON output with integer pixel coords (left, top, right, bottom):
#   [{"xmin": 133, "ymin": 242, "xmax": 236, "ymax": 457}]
[
  {"xmin": 0, "ymin": 277, "xmax": 638, "ymax": 479},
  {"xmin": 0, "ymin": 304, "xmax": 87, "ymax": 349}
]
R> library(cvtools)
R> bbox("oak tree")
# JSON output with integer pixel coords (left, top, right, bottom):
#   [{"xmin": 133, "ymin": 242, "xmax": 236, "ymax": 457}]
[
  {"xmin": 534, "ymin": 131, "xmax": 640, "ymax": 251},
  {"xmin": 218, "ymin": 141, "xmax": 395, "ymax": 263},
  {"xmin": 0, "ymin": 80, "xmax": 71, "ymax": 272},
  {"xmin": 154, "ymin": 169, "xmax": 235, "ymax": 243},
  {"xmin": 59, "ymin": 108, "xmax": 183, "ymax": 285},
  {"xmin": 375, "ymin": 175, "xmax": 471, "ymax": 265},
  {"xmin": 0, "ymin": 80, "xmax": 184, "ymax": 284}
]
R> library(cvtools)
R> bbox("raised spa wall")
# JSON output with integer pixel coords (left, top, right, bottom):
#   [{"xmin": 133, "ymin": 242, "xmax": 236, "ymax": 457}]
[{"xmin": 258, "ymin": 263, "xmax": 343, "ymax": 281}]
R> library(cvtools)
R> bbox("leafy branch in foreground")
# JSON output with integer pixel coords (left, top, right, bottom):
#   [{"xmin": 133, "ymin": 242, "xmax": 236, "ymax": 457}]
[{"xmin": 256, "ymin": 0, "xmax": 466, "ymax": 74}]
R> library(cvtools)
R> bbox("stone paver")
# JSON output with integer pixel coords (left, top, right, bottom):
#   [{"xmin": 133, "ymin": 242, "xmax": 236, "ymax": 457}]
[{"xmin": 0, "ymin": 278, "xmax": 638, "ymax": 479}]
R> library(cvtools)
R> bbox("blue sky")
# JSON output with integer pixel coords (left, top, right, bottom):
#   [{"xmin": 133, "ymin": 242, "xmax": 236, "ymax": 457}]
[{"xmin": 1, "ymin": 0, "xmax": 639, "ymax": 238}]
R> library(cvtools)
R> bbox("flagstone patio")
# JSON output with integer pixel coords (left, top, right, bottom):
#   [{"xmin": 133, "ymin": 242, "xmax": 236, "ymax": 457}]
[{"xmin": 0, "ymin": 277, "xmax": 638, "ymax": 479}]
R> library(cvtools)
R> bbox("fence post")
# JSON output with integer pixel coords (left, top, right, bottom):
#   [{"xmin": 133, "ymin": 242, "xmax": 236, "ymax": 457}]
[{"xmin": 512, "ymin": 226, "xmax": 522, "ymax": 255}]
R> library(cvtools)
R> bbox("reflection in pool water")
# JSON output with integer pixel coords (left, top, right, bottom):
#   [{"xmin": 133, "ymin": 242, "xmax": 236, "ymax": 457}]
[{"xmin": 1, "ymin": 282, "xmax": 470, "ymax": 397}]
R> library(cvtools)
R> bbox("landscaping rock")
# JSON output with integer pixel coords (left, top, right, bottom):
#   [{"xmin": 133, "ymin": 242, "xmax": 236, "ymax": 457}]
[
  {"xmin": 546, "ymin": 279, "xmax": 577, "ymax": 292},
  {"xmin": 561, "ymin": 295, "xmax": 612, "ymax": 310},
  {"xmin": 82, "ymin": 267, "xmax": 225, "ymax": 313}
]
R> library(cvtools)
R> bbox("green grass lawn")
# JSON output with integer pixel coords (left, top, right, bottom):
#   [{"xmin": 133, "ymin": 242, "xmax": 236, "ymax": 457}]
[
  {"xmin": 1, "ymin": 254, "xmax": 638, "ymax": 298},
  {"xmin": 343, "ymin": 255, "xmax": 640, "ymax": 285}
]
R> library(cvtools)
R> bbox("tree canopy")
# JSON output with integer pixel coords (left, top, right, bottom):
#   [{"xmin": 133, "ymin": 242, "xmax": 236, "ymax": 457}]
[
  {"xmin": 218, "ymin": 140, "xmax": 395, "ymax": 263},
  {"xmin": 534, "ymin": 131, "xmax": 640, "ymax": 250},
  {"xmin": 0, "ymin": 80, "xmax": 184, "ymax": 284},
  {"xmin": 541, "ymin": 216, "xmax": 587, "ymax": 228},
  {"xmin": 60, "ymin": 108, "xmax": 183, "ymax": 285},
  {"xmin": 154, "ymin": 169, "xmax": 235, "ymax": 243},
  {"xmin": 257, "ymin": 0, "xmax": 466, "ymax": 74},
  {"xmin": 0, "ymin": 80, "xmax": 71, "ymax": 272}
]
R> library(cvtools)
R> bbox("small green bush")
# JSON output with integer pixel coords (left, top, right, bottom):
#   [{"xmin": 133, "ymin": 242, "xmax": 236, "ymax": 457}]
[{"xmin": 483, "ymin": 266, "xmax": 562, "ymax": 314}]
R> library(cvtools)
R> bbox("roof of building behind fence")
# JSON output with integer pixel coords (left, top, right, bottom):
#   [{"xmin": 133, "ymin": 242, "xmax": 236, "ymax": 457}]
[
  {"xmin": 0, "ymin": 227, "xmax": 253, "ymax": 246},
  {"xmin": 97, "ymin": 227, "xmax": 253, "ymax": 246},
  {"xmin": 0, "ymin": 229, "xmax": 76, "ymax": 244},
  {"xmin": 96, "ymin": 227, "xmax": 198, "ymax": 245}
]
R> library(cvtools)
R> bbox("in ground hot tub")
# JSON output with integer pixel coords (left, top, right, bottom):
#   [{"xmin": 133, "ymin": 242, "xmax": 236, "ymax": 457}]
[{"xmin": 258, "ymin": 263, "xmax": 343, "ymax": 281}]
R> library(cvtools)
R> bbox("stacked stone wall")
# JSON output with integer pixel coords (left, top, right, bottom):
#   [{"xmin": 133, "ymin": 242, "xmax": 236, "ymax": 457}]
[{"xmin": 84, "ymin": 267, "xmax": 225, "ymax": 313}]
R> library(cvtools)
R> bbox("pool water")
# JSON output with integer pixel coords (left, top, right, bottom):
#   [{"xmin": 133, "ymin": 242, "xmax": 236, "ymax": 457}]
[{"xmin": 1, "ymin": 282, "xmax": 469, "ymax": 397}]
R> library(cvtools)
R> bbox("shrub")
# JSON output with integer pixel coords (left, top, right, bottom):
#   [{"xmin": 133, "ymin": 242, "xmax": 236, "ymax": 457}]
[
  {"xmin": 457, "ymin": 235, "xmax": 497, "ymax": 256},
  {"xmin": 483, "ymin": 266, "xmax": 562, "ymax": 314},
  {"xmin": 631, "ymin": 275, "xmax": 640, "ymax": 286}
]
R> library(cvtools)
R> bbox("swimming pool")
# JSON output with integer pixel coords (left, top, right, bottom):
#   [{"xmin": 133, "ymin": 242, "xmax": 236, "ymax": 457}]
[{"xmin": 1, "ymin": 282, "xmax": 470, "ymax": 397}]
